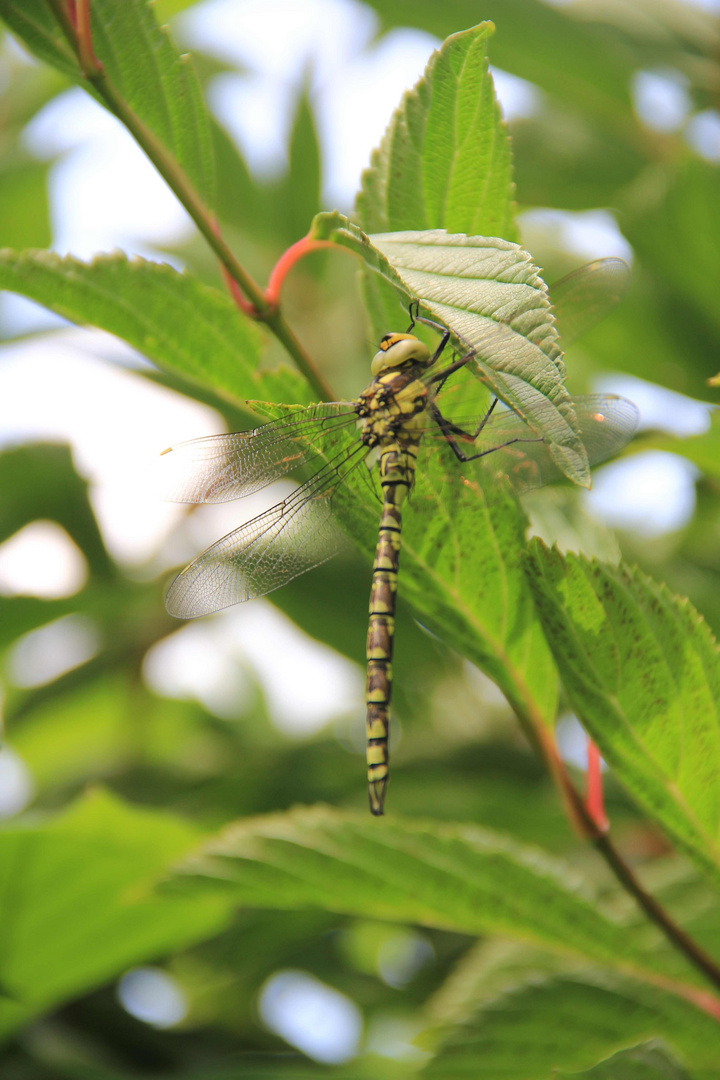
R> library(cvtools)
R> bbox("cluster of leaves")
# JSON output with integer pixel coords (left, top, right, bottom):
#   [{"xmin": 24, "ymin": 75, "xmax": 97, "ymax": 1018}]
[{"xmin": 0, "ymin": 2, "xmax": 719, "ymax": 1079}]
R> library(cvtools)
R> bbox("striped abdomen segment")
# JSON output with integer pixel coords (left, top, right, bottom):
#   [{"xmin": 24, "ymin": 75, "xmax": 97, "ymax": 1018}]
[{"xmin": 366, "ymin": 443, "xmax": 418, "ymax": 816}]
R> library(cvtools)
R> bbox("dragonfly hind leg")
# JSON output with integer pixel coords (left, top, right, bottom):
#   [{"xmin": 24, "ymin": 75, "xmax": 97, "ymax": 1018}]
[{"xmin": 430, "ymin": 399, "xmax": 543, "ymax": 464}]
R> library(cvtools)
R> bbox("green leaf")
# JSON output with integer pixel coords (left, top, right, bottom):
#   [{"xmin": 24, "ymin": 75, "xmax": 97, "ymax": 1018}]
[
  {"xmin": 511, "ymin": 105, "xmax": 646, "ymax": 212},
  {"xmin": 176, "ymin": 806, "xmax": 688, "ymax": 985},
  {"xmin": 0, "ymin": 1, "xmax": 80, "ymax": 80},
  {"xmin": 635, "ymin": 415, "xmax": 720, "ymax": 478},
  {"xmin": 558, "ymin": 1040, "xmax": 693, "ymax": 1080},
  {"xmin": 0, "ymin": 596, "xmax": 78, "ymax": 653},
  {"xmin": 277, "ymin": 86, "xmax": 322, "ymax": 244},
  {"xmin": 356, "ymin": 22, "xmax": 516, "ymax": 242},
  {"xmin": 626, "ymin": 161, "xmax": 720, "ymax": 342},
  {"xmin": 8, "ymin": 676, "xmax": 208, "ymax": 796},
  {"xmin": 424, "ymin": 977, "xmax": 719, "ymax": 1078},
  {"xmin": 0, "ymin": 0, "xmax": 215, "ymax": 209},
  {"xmin": 525, "ymin": 542, "xmax": 720, "ymax": 888},
  {"xmin": 0, "ymin": 249, "xmax": 309, "ymax": 405},
  {"xmin": 0, "ymin": 443, "xmax": 112, "ymax": 579},
  {"xmin": 0, "ymin": 159, "xmax": 51, "ymax": 249},
  {"xmin": 0, "ymin": 789, "xmax": 232, "ymax": 1039},
  {"xmin": 311, "ymin": 215, "xmax": 590, "ymax": 486},
  {"xmin": 358, "ymin": 3, "xmax": 636, "ymax": 127}
]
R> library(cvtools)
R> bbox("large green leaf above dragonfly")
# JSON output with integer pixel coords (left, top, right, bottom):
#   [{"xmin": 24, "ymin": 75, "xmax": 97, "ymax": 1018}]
[
  {"xmin": 355, "ymin": 22, "xmax": 516, "ymax": 242},
  {"xmin": 311, "ymin": 214, "xmax": 591, "ymax": 487}
]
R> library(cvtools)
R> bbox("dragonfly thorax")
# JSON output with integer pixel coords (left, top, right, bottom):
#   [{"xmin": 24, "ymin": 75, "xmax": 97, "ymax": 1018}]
[
  {"xmin": 356, "ymin": 363, "xmax": 429, "ymax": 449},
  {"xmin": 371, "ymin": 332, "xmax": 430, "ymax": 376}
]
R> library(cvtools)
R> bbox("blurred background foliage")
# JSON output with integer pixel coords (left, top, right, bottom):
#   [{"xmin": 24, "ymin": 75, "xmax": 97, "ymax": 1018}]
[{"xmin": 0, "ymin": 0, "xmax": 719, "ymax": 1076}]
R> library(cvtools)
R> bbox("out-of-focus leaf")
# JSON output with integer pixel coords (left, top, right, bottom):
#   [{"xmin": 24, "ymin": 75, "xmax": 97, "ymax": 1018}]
[
  {"xmin": 155, "ymin": 0, "xmax": 202, "ymax": 15},
  {"xmin": 626, "ymin": 161, "xmax": 720, "ymax": 346},
  {"xmin": 176, "ymin": 806, "xmax": 692, "ymax": 986},
  {"xmin": 0, "ymin": 250, "xmax": 309, "ymax": 405},
  {"xmin": 9, "ymin": 676, "xmax": 211, "ymax": 795},
  {"xmin": 424, "ymin": 977, "xmax": 718, "ymax": 1078},
  {"xmin": 525, "ymin": 542, "xmax": 720, "ymax": 889},
  {"xmin": 0, "ymin": 1, "xmax": 80, "ymax": 80},
  {"xmin": 0, "ymin": 789, "xmax": 232, "ymax": 1039},
  {"xmin": 634, "ymin": 416, "xmax": 720, "ymax": 477},
  {"xmin": 0, "ymin": 0, "xmax": 215, "ymax": 208},
  {"xmin": 558, "ymin": 1039, "xmax": 693, "ymax": 1079},
  {"xmin": 0, "ymin": 597, "xmax": 78, "ymax": 652},
  {"xmin": 356, "ymin": 22, "xmax": 515, "ymax": 242},
  {"xmin": 211, "ymin": 120, "xmax": 268, "ymax": 239},
  {"xmin": 0, "ymin": 160, "xmax": 50, "ymax": 249},
  {"xmin": 512, "ymin": 106, "xmax": 647, "ymax": 210},
  {"xmin": 359, "ymin": 2, "xmax": 636, "ymax": 124},
  {"xmin": 0, "ymin": 443, "xmax": 112, "ymax": 578},
  {"xmin": 311, "ymin": 216, "xmax": 590, "ymax": 486},
  {"xmin": 277, "ymin": 87, "xmax": 322, "ymax": 245}
]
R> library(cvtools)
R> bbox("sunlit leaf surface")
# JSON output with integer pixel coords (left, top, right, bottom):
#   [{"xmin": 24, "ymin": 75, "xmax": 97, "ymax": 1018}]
[{"xmin": 526, "ymin": 542, "xmax": 720, "ymax": 889}]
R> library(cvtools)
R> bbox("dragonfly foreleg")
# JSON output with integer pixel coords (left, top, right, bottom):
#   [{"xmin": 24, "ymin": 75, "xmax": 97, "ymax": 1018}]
[{"xmin": 427, "ymin": 348, "xmax": 477, "ymax": 390}]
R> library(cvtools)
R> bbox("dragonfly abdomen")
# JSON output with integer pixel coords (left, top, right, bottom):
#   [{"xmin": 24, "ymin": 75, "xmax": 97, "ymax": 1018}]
[{"xmin": 365, "ymin": 441, "xmax": 420, "ymax": 816}]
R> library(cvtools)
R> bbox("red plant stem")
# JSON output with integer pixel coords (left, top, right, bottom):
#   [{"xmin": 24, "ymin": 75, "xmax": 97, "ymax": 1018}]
[
  {"xmin": 211, "ymin": 218, "xmax": 262, "ymax": 317},
  {"xmin": 526, "ymin": 722, "xmax": 720, "ymax": 1002},
  {"xmin": 557, "ymin": 752, "xmax": 720, "ymax": 998},
  {"xmin": 265, "ymin": 236, "xmax": 338, "ymax": 308},
  {"xmin": 586, "ymin": 736, "xmax": 609, "ymax": 831},
  {"xmin": 76, "ymin": 0, "xmax": 101, "ymax": 72}
]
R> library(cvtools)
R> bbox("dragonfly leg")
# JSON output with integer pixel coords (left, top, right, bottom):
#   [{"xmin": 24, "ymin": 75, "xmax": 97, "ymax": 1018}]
[
  {"xmin": 427, "ymin": 348, "xmax": 477, "ymax": 390},
  {"xmin": 430, "ymin": 400, "xmax": 543, "ymax": 463}
]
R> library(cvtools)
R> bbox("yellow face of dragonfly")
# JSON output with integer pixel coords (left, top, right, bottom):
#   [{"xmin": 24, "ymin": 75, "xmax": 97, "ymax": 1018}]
[{"xmin": 370, "ymin": 332, "xmax": 430, "ymax": 376}]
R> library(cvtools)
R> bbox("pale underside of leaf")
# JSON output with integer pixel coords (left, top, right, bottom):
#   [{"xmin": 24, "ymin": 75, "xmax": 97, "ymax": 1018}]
[{"xmin": 311, "ymin": 214, "xmax": 590, "ymax": 487}]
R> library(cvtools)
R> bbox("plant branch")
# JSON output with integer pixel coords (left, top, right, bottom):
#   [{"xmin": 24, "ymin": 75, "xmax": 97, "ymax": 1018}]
[
  {"xmin": 553, "ymin": 742, "xmax": 720, "ymax": 1001},
  {"xmin": 47, "ymin": 0, "xmax": 335, "ymax": 401},
  {"xmin": 505, "ymin": 676, "xmax": 720, "ymax": 1005},
  {"xmin": 586, "ymin": 737, "xmax": 608, "ymax": 830}
]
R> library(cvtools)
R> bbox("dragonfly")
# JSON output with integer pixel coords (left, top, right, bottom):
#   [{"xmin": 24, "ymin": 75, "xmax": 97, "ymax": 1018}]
[{"xmin": 162, "ymin": 258, "xmax": 639, "ymax": 816}]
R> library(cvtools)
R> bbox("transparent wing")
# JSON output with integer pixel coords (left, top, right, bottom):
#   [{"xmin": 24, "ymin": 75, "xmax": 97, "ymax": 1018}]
[
  {"xmin": 549, "ymin": 258, "xmax": 631, "ymax": 347},
  {"xmin": 159, "ymin": 402, "xmax": 358, "ymax": 504},
  {"xmin": 420, "ymin": 394, "xmax": 639, "ymax": 493},
  {"xmin": 166, "ymin": 439, "xmax": 368, "ymax": 618}
]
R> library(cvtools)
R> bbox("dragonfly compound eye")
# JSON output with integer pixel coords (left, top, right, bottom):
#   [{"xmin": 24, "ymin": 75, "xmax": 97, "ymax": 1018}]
[{"xmin": 371, "ymin": 333, "xmax": 430, "ymax": 375}]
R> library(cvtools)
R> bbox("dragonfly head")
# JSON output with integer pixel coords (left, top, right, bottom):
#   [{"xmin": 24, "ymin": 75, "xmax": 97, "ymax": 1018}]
[{"xmin": 371, "ymin": 333, "xmax": 430, "ymax": 376}]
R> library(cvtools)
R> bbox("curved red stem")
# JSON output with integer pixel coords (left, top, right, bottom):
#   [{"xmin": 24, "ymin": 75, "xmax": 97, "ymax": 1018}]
[
  {"xmin": 265, "ymin": 236, "xmax": 337, "ymax": 308},
  {"xmin": 586, "ymin": 736, "xmax": 609, "ymax": 832}
]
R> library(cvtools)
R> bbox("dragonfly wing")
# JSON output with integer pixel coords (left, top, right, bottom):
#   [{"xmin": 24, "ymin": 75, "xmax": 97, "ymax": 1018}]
[
  {"xmin": 430, "ymin": 394, "xmax": 639, "ymax": 493},
  {"xmin": 549, "ymin": 258, "xmax": 631, "ymax": 347},
  {"xmin": 159, "ymin": 403, "xmax": 357, "ymax": 504},
  {"xmin": 166, "ymin": 441, "xmax": 368, "ymax": 618}
]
